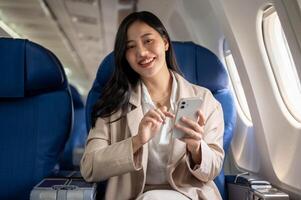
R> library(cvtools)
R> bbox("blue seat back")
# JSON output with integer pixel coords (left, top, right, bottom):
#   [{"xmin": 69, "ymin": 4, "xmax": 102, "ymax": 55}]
[
  {"xmin": 85, "ymin": 41, "xmax": 236, "ymax": 199},
  {"xmin": 60, "ymin": 85, "xmax": 87, "ymax": 170},
  {"xmin": 172, "ymin": 42, "xmax": 236, "ymax": 199},
  {"xmin": 0, "ymin": 38, "xmax": 73, "ymax": 199}
]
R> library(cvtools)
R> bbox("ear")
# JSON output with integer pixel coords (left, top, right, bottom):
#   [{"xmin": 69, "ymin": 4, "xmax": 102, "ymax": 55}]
[{"xmin": 163, "ymin": 37, "xmax": 169, "ymax": 51}]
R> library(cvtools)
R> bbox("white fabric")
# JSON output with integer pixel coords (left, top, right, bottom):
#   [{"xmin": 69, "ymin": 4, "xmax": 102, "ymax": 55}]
[
  {"xmin": 136, "ymin": 190, "xmax": 190, "ymax": 200},
  {"xmin": 141, "ymin": 71, "xmax": 178, "ymax": 185}
]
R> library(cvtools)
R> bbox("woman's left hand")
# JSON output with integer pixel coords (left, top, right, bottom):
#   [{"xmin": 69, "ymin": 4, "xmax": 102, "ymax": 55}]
[{"xmin": 174, "ymin": 110, "xmax": 206, "ymax": 165}]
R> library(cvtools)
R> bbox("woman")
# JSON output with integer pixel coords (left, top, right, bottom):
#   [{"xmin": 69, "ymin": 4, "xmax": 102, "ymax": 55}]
[{"xmin": 80, "ymin": 11, "xmax": 224, "ymax": 200}]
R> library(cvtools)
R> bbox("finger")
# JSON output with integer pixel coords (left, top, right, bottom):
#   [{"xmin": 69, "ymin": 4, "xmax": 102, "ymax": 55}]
[
  {"xmin": 174, "ymin": 123, "xmax": 202, "ymax": 140},
  {"xmin": 147, "ymin": 110, "xmax": 164, "ymax": 123},
  {"xmin": 162, "ymin": 111, "xmax": 175, "ymax": 118},
  {"xmin": 153, "ymin": 108, "xmax": 166, "ymax": 122},
  {"xmin": 144, "ymin": 116, "xmax": 161, "ymax": 126},
  {"xmin": 197, "ymin": 110, "xmax": 205, "ymax": 126},
  {"xmin": 158, "ymin": 106, "xmax": 175, "ymax": 118},
  {"xmin": 181, "ymin": 116, "xmax": 203, "ymax": 133}
]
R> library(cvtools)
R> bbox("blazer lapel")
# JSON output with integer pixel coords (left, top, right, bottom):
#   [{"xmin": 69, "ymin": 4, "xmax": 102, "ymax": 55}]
[
  {"xmin": 126, "ymin": 82, "xmax": 143, "ymax": 137},
  {"xmin": 126, "ymin": 83, "xmax": 149, "ymax": 192},
  {"xmin": 175, "ymin": 72, "xmax": 195, "ymax": 100},
  {"xmin": 127, "ymin": 106, "xmax": 143, "ymax": 137},
  {"xmin": 168, "ymin": 73, "xmax": 197, "ymax": 167}
]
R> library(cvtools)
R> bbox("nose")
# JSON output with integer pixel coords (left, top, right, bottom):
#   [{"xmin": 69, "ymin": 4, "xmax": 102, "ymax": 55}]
[{"xmin": 136, "ymin": 43, "xmax": 148, "ymax": 57}]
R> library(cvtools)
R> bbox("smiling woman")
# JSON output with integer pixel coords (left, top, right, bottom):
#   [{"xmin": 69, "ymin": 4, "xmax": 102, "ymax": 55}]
[
  {"xmin": 80, "ymin": 11, "xmax": 225, "ymax": 200},
  {"xmin": 90, "ymin": 11, "xmax": 180, "ymax": 124},
  {"xmin": 2, "ymin": 0, "xmax": 301, "ymax": 199}
]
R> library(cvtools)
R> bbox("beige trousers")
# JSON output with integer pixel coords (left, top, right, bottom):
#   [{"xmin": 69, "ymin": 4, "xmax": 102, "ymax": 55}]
[{"xmin": 136, "ymin": 190, "xmax": 190, "ymax": 200}]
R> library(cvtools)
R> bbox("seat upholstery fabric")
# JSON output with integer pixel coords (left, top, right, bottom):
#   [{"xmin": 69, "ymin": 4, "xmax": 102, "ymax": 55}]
[
  {"xmin": 85, "ymin": 41, "xmax": 236, "ymax": 200},
  {"xmin": 0, "ymin": 38, "xmax": 73, "ymax": 199},
  {"xmin": 60, "ymin": 85, "xmax": 87, "ymax": 170}
]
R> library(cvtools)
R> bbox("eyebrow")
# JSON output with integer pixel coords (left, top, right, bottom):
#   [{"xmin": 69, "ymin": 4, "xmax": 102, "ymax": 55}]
[{"xmin": 126, "ymin": 33, "xmax": 153, "ymax": 43}]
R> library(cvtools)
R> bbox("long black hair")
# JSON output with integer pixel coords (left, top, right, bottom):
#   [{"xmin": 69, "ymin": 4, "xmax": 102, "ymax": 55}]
[{"xmin": 91, "ymin": 11, "xmax": 181, "ymax": 127}]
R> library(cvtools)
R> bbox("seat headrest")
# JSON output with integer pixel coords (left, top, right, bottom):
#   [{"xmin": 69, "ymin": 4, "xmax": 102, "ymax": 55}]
[
  {"xmin": 172, "ymin": 41, "xmax": 228, "ymax": 92},
  {"xmin": 0, "ymin": 38, "xmax": 67, "ymax": 97}
]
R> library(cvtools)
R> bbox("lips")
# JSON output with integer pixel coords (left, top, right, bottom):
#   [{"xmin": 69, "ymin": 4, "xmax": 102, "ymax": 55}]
[{"xmin": 138, "ymin": 57, "xmax": 155, "ymax": 67}]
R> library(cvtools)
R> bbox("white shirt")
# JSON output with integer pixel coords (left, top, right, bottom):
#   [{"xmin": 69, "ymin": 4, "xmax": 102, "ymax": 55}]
[{"xmin": 141, "ymin": 71, "xmax": 178, "ymax": 185}]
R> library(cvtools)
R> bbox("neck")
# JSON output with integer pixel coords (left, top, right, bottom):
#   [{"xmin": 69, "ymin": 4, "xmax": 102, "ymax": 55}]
[{"xmin": 142, "ymin": 67, "xmax": 172, "ymax": 104}]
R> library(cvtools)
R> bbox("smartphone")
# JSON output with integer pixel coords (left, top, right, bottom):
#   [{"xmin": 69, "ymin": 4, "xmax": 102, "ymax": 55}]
[{"xmin": 173, "ymin": 97, "xmax": 203, "ymax": 139}]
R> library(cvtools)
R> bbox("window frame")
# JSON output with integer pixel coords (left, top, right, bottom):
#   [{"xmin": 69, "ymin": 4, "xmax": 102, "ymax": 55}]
[
  {"xmin": 223, "ymin": 39, "xmax": 253, "ymax": 125},
  {"xmin": 262, "ymin": 5, "xmax": 301, "ymax": 122}
]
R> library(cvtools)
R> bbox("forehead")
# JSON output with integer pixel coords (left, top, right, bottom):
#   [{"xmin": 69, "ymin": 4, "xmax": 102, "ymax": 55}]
[{"xmin": 127, "ymin": 21, "xmax": 160, "ymax": 40}]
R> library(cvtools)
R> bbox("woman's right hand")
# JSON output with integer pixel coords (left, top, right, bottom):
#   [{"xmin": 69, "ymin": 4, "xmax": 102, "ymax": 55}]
[{"xmin": 132, "ymin": 106, "xmax": 174, "ymax": 152}]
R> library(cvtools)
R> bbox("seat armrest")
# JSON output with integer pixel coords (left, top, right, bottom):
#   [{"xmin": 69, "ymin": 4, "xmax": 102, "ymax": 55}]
[
  {"xmin": 30, "ymin": 171, "xmax": 96, "ymax": 200},
  {"xmin": 226, "ymin": 174, "xmax": 289, "ymax": 200}
]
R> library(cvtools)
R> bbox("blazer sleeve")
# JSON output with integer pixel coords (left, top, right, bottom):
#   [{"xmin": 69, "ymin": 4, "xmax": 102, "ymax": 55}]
[
  {"xmin": 80, "ymin": 117, "xmax": 143, "ymax": 182},
  {"xmin": 186, "ymin": 93, "xmax": 225, "ymax": 182}
]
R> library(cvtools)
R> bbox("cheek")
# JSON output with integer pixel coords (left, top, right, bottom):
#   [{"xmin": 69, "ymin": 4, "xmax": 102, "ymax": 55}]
[
  {"xmin": 154, "ymin": 44, "xmax": 166, "ymax": 57},
  {"xmin": 125, "ymin": 51, "xmax": 134, "ymax": 64},
  {"xmin": 125, "ymin": 51, "xmax": 139, "ymax": 71}
]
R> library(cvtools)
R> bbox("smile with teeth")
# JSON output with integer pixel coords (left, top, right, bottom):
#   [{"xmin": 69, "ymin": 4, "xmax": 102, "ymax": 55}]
[{"xmin": 139, "ymin": 57, "xmax": 155, "ymax": 65}]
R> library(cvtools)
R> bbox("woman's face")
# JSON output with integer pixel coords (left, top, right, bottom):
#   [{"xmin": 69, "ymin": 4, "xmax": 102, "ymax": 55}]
[{"xmin": 125, "ymin": 21, "xmax": 169, "ymax": 79}]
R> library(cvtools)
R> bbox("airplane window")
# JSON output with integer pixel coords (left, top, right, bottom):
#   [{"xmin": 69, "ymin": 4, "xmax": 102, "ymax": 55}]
[
  {"xmin": 223, "ymin": 39, "xmax": 252, "ymax": 123},
  {"xmin": 263, "ymin": 6, "xmax": 301, "ymax": 122}
]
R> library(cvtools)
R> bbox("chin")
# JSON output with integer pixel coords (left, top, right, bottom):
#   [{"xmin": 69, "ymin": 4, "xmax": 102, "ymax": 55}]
[{"xmin": 141, "ymin": 67, "xmax": 162, "ymax": 78}]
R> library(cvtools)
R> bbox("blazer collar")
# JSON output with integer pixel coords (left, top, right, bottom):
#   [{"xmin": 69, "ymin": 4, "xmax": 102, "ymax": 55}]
[
  {"xmin": 128, "ymin": 72, "xmax": 196, "ymax": 107},
  {"xmin": 126, "ymin": 80, "xmax": 143, "ymax": 138},
  {"xmin": 174, "ymin": 72, "xmax": 197, "ymax": 101},
  {"xmin": 129, "ymin": 80, "xmax": 142, "ymax": 107}
]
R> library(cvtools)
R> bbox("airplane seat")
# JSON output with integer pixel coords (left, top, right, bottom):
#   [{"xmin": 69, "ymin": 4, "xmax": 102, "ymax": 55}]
[
  {"xmin": 85, "ymin": 41, "xmax": 236, "ymax": 200},
  {"xmin": 60, "ymin": 84, "xmax": 87, "ymax": 170},
  {"xmin": 0, "ymin": 38, "xmax": 73, "ymax": 199},
  {"xmin": 172, "ymin": 41, "xmax": 236, "ymax": 200},
  {"xmin": 85, "ymin": 53, "xmax": 115, "ymax": 132}
]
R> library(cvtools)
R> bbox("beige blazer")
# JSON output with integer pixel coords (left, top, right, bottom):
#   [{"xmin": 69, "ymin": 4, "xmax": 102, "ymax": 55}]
[{"xmin": 80, "ymin": 73, "xmax": 224, "ymax": 200}]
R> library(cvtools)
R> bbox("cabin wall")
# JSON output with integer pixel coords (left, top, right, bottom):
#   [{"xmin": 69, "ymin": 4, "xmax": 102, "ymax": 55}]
[{"xmin": 210, "ymin": 0, "xmax": 301, "ymax": 198}]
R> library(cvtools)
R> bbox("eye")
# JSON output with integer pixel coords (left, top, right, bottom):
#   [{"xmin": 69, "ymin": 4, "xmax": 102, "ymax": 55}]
[
  {"xmin": 126, "ymin": 44, "xmax": 135, "ymax": 50},
  {"xmin": 145, "ymin": 39, "xmax": 153, "ymax": 44}
]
